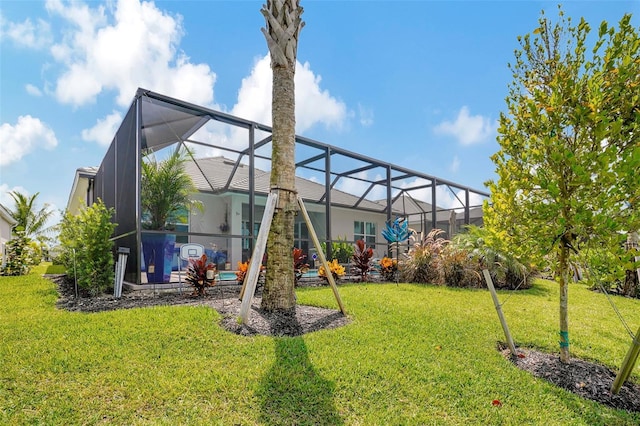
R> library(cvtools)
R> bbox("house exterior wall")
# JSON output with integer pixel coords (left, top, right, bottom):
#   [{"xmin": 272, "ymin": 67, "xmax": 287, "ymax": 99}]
[
  {"xmin": 0, "ymin": 206, "xmax": 15, "ymax": 266},
  {"xmin": 182, "ymin": 191, "xmax": 393, "ymax": 267},
  {"xmin": 330, "ymin": 207, "xmax": 388, "ymax": 258},
  {"xmin": 1, "ymin": 219, "xmax": 12, "ymax": 265}
]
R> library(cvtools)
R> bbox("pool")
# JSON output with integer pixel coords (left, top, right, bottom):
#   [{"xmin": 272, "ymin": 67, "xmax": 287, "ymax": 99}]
[
  {"xmin": 301, "ymin": 269, "xmax": 319, "ymax": 278},
  {"xmin": 217, "ymin": 271, "xmax": 238, "ymax": 281}
]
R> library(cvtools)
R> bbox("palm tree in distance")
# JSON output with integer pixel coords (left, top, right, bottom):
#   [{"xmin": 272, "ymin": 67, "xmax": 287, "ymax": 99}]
[{"xmin": 7, "ymin": 191, "xmax": 54, "ymax": 241}]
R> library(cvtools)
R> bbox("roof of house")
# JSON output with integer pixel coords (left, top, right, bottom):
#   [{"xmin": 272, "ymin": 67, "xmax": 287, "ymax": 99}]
[
  {"xmin": 0, "ymin": 203, "xmax": 16, "ymax": 225},
  {"xmin": 67, "ymin": 156, "xmax": 480, "ymax": 219},
  {"xmin": 67, "ymin": 166, "xmax": 99, "ymax": 214},
  {"xmin": 186, "ymin": 156, "xmax": 400, "ymax": 213}
]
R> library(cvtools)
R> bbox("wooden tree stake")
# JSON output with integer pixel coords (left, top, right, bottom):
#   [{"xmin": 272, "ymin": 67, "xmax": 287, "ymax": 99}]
[
  {"xmin": 483, "ymin": 269, "xmax": 518, "ymax": 356},
  {"xmin": 611, "ymin": 256, "xmax": 640, "ymax": 394},
  {"xmin": 239, "ymin": 192, "xmax": 278, "ymax": 324},
  {"xmin": 297, "ymin": 195, "xmax": 345, "ymax": 314}
]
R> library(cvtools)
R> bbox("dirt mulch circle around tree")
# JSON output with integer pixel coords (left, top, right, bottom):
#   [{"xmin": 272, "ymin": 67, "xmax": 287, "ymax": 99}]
[
  {"xmin": 49, "ymin": 274, "xmax": 351, "ymax": 337},
  {"xmin": 500, "ymin": 345, "xmax": 640, "ymax": 413},
  {"xmin": 48, "ymin": 275, "xmax": 639, "ymax": 412}
]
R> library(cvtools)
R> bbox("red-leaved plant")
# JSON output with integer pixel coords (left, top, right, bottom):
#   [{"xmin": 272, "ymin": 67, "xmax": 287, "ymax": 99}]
[
  {"xmin": 185, "ymin": 254, "xmax": 216, "ymax": 296},
  {"xmin": 293, "ymin": 248, "xmax": 310, "ymax": 285},
  {"xmin": 352, "ymin": 239, "xmax": 374, "ymax": 281}
]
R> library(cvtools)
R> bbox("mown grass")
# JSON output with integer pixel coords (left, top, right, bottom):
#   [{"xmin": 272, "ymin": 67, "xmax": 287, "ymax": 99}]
[{"xmin": 1, "ymin": 264, "xmax": 639, "ymax": 425}]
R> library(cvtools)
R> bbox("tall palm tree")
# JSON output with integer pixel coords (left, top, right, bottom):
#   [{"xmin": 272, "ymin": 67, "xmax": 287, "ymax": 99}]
[
  {"xmin": 7, "ymin": 191, "xmax": 54, "ymax": 241},
  {"xmin": 260, "ymin": 0, "xmax": 304, "ymax": 312}
]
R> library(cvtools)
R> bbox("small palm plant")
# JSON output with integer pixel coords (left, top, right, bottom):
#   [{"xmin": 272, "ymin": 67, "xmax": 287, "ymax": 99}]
[
  {"xmin": 453, "ymin": 225, "xmax": 532, "ymax": 289},
  {"xmin": 141, "ymin": 146, "xmax": 202, "ymax": 231}
]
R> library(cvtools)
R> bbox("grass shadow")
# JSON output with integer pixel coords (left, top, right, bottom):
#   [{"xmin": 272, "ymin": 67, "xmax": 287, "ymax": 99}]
[
  {"xmin": 520, "ymin": 281, "xmax": 553, "ymax": 297},
  {"xmin": 258, "ymin": 336, "xmax": 343, "ymax": 425}
]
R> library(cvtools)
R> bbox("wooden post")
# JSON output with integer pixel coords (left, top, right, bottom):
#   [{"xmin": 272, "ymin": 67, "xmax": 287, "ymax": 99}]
[
  {"xmin": 297, "ymin": 196, "xmax": 346, "ymax": 314},
  {"xmin": 483, "ymin": 269, "xmax": 518, "ymax": 356},
  {"xmin": 611, "ymin": 323, "xmax": 640, "ymax": 394},
  {"xmin": 239, "ymin": 192, "xmax": 278, "ymax": 324}
]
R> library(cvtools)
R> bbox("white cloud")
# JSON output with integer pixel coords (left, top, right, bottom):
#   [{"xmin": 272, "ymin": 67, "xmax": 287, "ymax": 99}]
[
  {"xmin": 449, "ymin": 155, "xmax": 460, "ymax": 173},
  {"xmin": 45, "ymin": 0, "xmax": 216, "ymax": 108},
  {"xmin": 0, "ymin": 15, "xmax": 52, "ymax": 48},
  {"xmin": 188, "ymin": 54, "xmax": 348, "ymax": 163},
  {"xmin": 434, "ymin": 106, "xmax": 496, "ymax": 145},
  {"xmin": 0, "ymin": 115, "xmax": 58, "ymax": 166},
  {"xmin": 25, "ymin": 84, "xmax": 43, "ymax": 96},
  {"xmin": 231, "ymin": 54, "xmax": 347, "ymax": 133},
  {"xmin": 81, "ymin": 111, "xmax": 122, "ymax": 146},
  {"xmin": 358, "ymin": 103, "xmax": 374, "ymax": 127}
]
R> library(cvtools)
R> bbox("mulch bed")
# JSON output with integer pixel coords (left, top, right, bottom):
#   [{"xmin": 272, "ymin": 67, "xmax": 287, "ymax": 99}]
[
  {"xmin": 48, "ymin": 274, "xmax": 640, "ymax": 413},
  {"xmin": 50, "ymin": 274, "xmax": 351, "ymax": 337},
  {"xmin": 501, "ymin": 346, "xmax": 640, "ymax": 413}
]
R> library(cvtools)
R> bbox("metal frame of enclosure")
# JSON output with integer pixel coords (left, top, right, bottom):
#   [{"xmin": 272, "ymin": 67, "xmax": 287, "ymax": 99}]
[{"xmin": 93, "ymin": 88, "xmax": 490, "ymax": 284}]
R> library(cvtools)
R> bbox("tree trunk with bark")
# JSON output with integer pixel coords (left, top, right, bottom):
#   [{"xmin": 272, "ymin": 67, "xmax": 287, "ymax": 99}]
[
  {"xmin": 558, "ymin": 243, "xmax": 570, "ymax": 363},
  {"xmin": 260, "ymin": 0, "xmax": 304, "ymax": 312}
]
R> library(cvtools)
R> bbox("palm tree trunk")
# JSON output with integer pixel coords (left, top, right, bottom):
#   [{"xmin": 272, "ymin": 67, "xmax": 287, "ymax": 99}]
[{"xmin": 260, "ymin": 0, "xmax": 304, "ymax": 312}]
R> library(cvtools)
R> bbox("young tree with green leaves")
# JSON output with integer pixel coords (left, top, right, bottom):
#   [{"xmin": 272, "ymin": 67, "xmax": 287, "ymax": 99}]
[
  {"xmin": 260, "ymin": 0, "xmax": 305, "ymax": 312},
  {"xmin": 485, "ymin": 8, "xmax": 640, "ymax": 363},
  {"xmin": 59, "ymin": 199, "xmax": 116, "ymax": 295}
]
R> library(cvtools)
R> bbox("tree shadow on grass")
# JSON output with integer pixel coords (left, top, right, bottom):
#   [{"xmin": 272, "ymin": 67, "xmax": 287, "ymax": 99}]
[{"xmin": 258, "ymin": 336, "xmax": 343, "ymax": 425}]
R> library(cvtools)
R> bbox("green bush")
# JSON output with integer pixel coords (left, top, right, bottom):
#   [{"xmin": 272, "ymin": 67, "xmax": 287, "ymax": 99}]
[
  {"xmin": 59, "ymin": 200, "xmax": 117, "ymax": 295},
  {"xmin": 578, "ymin": 243, "xmax": 632, "ymax": 295},
  {"xmin": 321, "ymin": 235, "xmax": 354, "ymax": 264},
  {"xmin": 1, "ymin": 231, "xmax": 32, "ymax": 276},
  {"xmin": 452, "ymin": 225, "xmax": 532, "ymax": 290}
]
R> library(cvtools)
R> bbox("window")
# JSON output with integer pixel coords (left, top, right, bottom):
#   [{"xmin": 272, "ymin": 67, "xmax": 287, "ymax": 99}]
[
  {"xmin": 241, "ymin": 221, "xmax": 261, "ymax": 250},
  {"xmin": 354, "ymin": 221, "xmax": 376, "ymax": 247},
  {"xmin": 294, "ymin": 221, "xmax": 309, "ymax": 257}
]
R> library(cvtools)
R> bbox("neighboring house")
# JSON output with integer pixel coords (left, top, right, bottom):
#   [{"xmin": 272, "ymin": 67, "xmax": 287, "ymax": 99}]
[
  {"xmin": 67, "ymin": 89, "xmax": 489, "ymax": 284},
  {"xmin": 0, "ymin": 203, "xmax": 17, "ymax": 267},
  {"xmin": 67, "ymin": 167, "xmax": 99, "ymax": 215}
]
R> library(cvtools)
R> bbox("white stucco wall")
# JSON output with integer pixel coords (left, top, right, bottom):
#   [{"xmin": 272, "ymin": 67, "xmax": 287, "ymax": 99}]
[
  {"xmin": 0, "ymin": 209, "xmax": 15, "ymax": 266},
  {"xmin": 184, "ymin": 192, "xmax": 393, "ymax": 266}
]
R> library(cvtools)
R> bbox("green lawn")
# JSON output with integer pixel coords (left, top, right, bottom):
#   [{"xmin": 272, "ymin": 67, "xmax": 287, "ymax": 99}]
[{"xmin": 1, "ymin": 265, "xmax": 639, "ymax": 425}]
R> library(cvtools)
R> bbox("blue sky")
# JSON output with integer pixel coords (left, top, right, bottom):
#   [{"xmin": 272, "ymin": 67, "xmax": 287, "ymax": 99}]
[{"xmin": 1, "ymin": 0, "xmax": 638, "ymax": 226}]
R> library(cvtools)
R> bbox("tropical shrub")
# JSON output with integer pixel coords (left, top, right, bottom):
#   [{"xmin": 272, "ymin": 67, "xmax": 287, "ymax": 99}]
[
  {"xmin": 452, "ymin": 225, "xmax": 532, "ymax": 290},
  {"xmin": 318, "ymin": 259, "xmax": 345, "ymax": 282},
  {"xmin": 321, "ymin": 236, "xmax": 354, "ymax": 264},
  {"xmin": 235, "ymin": 260, "xmax": 265, "ymax": 285},
  {"xmin": 439, "ymin": 245, "xmax": 482, "ymax": 288},
  {"xmin": 400, "ymin": 229, "xmax": 449, "ymax": 284},
  {"xmin": 379, "ymin": 256, "xmax": 398, "ymax": 282},
  {"xmin": 293, "ymin": 248, "xmax": 309, "ymax": 285},
  {"xmin": 185, "ymin": 254, "xmax": 216, "ymax": 296},
  {"xmin": 59, "ymin": 199, "xmax": 116, "ymax": 295},
  {"xmin": 236, "ymin": 261, "xmax": 249, "ymax": 284},
  {"xmin": 352, "ymin": 239, "xmax": 374, "ymax": 281},
  {"xmin": 1, "ymin": 231, "xmax": 31, "ymax": 276}
]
